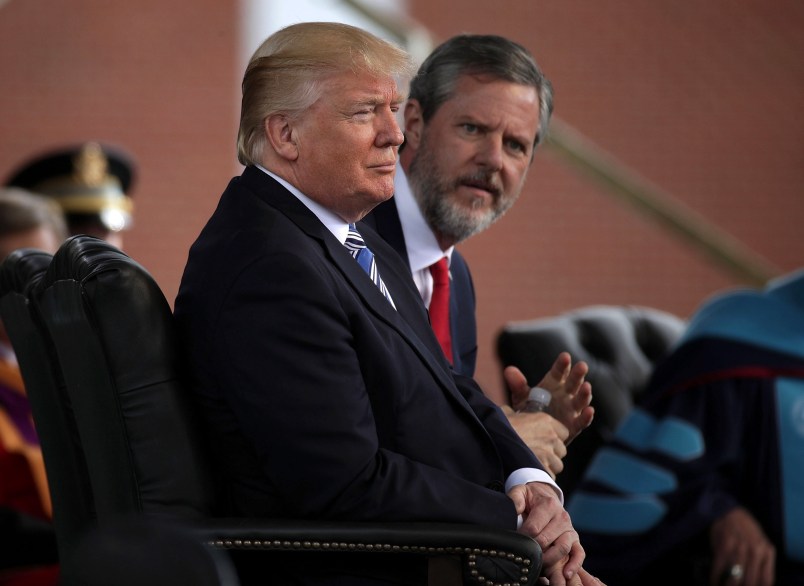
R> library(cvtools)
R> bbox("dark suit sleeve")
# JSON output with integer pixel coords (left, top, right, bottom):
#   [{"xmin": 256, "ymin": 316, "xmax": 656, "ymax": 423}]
[
  {"xmin": 364, "ymin": 226, "xmax": 544, "ymax": 478},
  {"xmin": 451, "ymin": 372, "xmax": 546, "ymax": 477}
]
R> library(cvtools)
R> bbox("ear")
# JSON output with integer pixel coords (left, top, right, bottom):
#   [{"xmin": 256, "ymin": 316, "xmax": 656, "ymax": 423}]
[
  {"xmin": 265, "ymin": 114, "xmax": 299, "ymax": 161},
  {"xmin": 402, "ymin": 99, "xmax": 424, "ymax": 152}
]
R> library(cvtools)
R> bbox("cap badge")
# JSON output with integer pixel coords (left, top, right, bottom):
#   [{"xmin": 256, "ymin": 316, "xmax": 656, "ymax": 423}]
[{"xmin": 73, "ymin": 142, "xmax": 108, "ymax": 187}]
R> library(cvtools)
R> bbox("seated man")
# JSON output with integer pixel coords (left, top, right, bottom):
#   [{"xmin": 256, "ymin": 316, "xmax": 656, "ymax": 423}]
[
  {"xmin": 568, "ymin": 270, "xmax": 804, "ymax": 585},
  {"xmin": 174, "ymin": 21, "xmax": 602, "ymax": 586},
  {"xmin": 361, "ymin": 33, "xmax": 593, "ymax": 479}
]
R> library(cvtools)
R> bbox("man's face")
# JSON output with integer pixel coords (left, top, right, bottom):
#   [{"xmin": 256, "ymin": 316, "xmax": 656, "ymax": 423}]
[
  {"xmin": 290, "ymin": 70, "xmax": 405, "ymax": 223},
  {"xmin": 404, "ymin": 75, "xmax": 541, "ymax": 248}
]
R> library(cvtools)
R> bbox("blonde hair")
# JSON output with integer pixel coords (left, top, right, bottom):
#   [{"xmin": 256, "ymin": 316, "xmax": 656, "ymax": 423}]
[{"xmin": 237, "ymin": 22, "xmax": 413, "ymax": 166}]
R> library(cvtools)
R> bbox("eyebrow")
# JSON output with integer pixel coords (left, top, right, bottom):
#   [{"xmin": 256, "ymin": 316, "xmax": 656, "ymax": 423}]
[
  {"xmin": 354, "ymin": 95, "xmax": 405, "ymax": 108},
  {"xmin": 458, "ymin": 115, "xmax": 534, "ymax": 145}
]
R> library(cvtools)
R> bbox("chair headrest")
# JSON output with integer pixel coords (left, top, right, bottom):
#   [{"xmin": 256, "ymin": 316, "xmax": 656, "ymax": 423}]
[
  {"xmin": 40, "ymin": 235, "xmax": 141, "ymax": 290},
  {"xmin": 0, "ymin": 248, "xmax": 53, "ymax": 297},
  {"xmin": 498, "ymin": 305, "xmax": 686, "ymax": 400}
]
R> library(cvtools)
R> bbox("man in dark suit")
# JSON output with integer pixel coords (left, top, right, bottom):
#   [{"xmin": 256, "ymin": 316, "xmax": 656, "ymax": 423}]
[
  {"xmin": 174, "ymin": 22, "xmax": 602, "ymax": 586},
  {"xmin": 362, "ymin": 35, "xmax": 594, "ymax": 478}
]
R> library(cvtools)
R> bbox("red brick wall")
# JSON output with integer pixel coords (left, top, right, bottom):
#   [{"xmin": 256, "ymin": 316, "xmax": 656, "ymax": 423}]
[
  {"xmin": 2, "ymin": 0, "xmax": 802, "ymax": 402},
  {"xmin": 0, "ymin": 0, "xmax": 240, "ymax": 311}
]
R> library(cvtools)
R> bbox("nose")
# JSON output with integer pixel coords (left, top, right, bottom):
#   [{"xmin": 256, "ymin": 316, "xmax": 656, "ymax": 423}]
[
  {"xmin": 375, "ymin": 109, "xmax": 404, "ymax": 148},
  {"xmin": 474, "ymin": 136, "xmax": 504, "ymax": 171}
]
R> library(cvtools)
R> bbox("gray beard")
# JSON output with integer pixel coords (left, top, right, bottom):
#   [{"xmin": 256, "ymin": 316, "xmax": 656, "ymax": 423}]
[{"xmin": 407, "ymin": 147, "xmax": 514, "ymax": 246}]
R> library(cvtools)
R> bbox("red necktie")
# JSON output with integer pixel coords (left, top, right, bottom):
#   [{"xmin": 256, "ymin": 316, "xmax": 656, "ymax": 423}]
[{"xmin": 428, "ymin": 257, "xmax": 453, "ymax": 364}]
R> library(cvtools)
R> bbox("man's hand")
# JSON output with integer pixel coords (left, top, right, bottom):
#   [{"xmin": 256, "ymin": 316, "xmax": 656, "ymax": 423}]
[
  {"xmin": 502, "ymin": 408, "xmax": 568, "ymax": 477},
  {"xmin": 541, "ymin": 567, "xmax": 606, "ymax": 586},
  {"xmin": 574, "ymin": 568, "xmax": 606, "ymax": 585},
  {"xmin": 505, "ymin": 352, "xmax": 593, "ymax": 444},
  {"xmin": 507, "ymin": 481, "xmax": 585, "ymax": 586},
  {"xmin": 709, "ymin": 507, "xmax": 775, "ymax": 586}
]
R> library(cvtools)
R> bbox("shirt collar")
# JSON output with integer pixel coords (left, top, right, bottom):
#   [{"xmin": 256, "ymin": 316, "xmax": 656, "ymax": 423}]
[
  {"xmin": 394, "ymin": 163, "xmax": 453, "ymax": 271},
  {"xmin": 256, "ymin": 165, "xmax": 350, "ymax": 244}
]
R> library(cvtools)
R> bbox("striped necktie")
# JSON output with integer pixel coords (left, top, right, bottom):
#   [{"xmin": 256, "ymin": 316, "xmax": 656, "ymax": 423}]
[{"xmin": 344, "ymin": 224, "xmax": 396, "ymax": 309}]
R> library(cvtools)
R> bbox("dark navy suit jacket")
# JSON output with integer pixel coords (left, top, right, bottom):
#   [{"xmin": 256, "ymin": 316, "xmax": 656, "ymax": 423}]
[
  {"xmin": 174, "ymin": 167, "xmax": 541, "ymax": 533},
  {"xmin": 361, "ymin": 198, "xmax": 478, "ymax": 377}
]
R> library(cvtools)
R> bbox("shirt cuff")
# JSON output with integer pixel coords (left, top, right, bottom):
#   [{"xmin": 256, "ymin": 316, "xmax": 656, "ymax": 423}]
[{"xmin": 505, "ymin": 467, "xmax": 564, "ymax": 506}]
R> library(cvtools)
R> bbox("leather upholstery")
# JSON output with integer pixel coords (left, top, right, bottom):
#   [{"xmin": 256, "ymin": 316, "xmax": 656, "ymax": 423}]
[
  {"xmin": 37, "ymin": 237, "xmax": 216, "ymax": 520},
  {"xmin": 1, "ymin": 236, "xmax": 542, "ymax": 586},
  {"xmin": 0, "ymin": 248, "xmax": 92, "ymax": 577},
  {"xmin": 497, "ymin": 305, "xmax": 686, "ymax": 497}
]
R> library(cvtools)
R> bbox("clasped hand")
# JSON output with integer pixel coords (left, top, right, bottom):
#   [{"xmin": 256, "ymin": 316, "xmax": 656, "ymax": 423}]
[{"xmin": 508, "ymin": 481, "xmax": 604, "ymax": 586}]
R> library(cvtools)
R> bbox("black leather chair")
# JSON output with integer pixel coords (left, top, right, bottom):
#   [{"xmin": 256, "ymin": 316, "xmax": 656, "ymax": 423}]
[
  {"xmin": 0, "ymin": 236, "xmax": 542, "ymax": 586},
  {"xmin": 0, "ymin": 248, "xmax": 91, "ymax": 580},
  {"xmin": 69, "ymin": 518, "xmax": 241, "ymax": 586},
  {"xmin": 497, "ymin": 305, "xmax": 686, "ymax": 497}
]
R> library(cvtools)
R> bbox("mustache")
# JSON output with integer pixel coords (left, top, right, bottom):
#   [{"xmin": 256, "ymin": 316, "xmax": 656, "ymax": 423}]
[{"xmin": 454, "ymin": 171, "xmax": 502, "ymax": 199}]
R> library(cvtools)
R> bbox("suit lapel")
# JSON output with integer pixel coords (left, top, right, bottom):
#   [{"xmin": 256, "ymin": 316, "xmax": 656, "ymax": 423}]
[{"xmin": 239, "ymin": 167, "xmax": 486, "ymax": 426}]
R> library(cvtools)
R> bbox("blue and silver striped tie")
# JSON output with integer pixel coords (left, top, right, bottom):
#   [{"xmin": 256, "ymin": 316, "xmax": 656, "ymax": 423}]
[{"xmin": 344, "ymin": 224, "xmax": 396, "ymax": 309}]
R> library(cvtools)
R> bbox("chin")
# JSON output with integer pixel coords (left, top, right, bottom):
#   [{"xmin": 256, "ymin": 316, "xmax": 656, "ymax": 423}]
[
  {"xmin": 461, "ymin": 207, "xmax": 496, "ymax": 227},
  {"xmin": 374, "ymin": 183, "xmax": 396, "ymax": 200}
]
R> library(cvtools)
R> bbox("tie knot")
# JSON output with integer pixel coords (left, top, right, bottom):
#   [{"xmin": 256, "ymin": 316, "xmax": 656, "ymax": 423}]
[
  {"xmin": 344, "ymin": 224, "xmax": 366, "ymax": 253},
  {"xmin": 429, "ymin": 257, "xmax": 450, "ymax": 286}
]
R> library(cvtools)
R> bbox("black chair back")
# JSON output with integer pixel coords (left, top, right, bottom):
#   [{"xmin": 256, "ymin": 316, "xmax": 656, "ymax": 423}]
[
  {"xmin": 0, "ymin": 248, "xmax": 93, "ymax": 577},
  {"xmin": 34, "ymin": 235, "xmax": 217, "ymax": 521}
]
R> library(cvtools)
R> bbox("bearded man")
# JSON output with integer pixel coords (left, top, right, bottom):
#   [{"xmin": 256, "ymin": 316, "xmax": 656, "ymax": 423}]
[{"xmin": 362, "ymin": 34, "xmax": 593, "ymax": 478}]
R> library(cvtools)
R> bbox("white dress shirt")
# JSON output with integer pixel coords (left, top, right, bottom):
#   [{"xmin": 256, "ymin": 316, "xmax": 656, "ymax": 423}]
[
  {"xmin": 258, "ymin": 165, "xmax": 351, "ymax": 244},
  {"xmin": 393, "ymin": 165, "xmax": 452, "ymax": 308}
]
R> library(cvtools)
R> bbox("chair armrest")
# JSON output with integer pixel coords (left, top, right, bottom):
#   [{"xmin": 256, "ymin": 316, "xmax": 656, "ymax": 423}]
[{"xmin": 190, "ymin": 518, "xmax": 542, "ymax": 586}]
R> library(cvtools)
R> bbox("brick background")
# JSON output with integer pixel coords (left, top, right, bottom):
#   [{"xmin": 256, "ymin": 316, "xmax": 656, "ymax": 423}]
[{"xmin": 2, "ymin": 0, "xmax": 802, "ymax": 401}]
